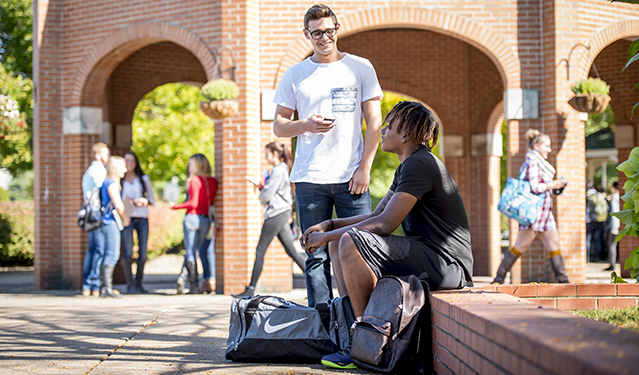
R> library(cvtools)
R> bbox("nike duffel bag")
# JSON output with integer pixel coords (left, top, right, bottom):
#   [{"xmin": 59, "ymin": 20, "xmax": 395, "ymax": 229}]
[{"xmin": 226, "ymin": 295, "xmax": 347, "ymax": 362}]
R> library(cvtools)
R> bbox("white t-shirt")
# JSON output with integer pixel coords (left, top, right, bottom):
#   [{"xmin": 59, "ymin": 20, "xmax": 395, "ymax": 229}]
[
  {"xmin": 273, "ymin": 53, "xmax": 383, "ymax": 183},
  {"xmin": 121, "ymin": 175, "xmax": 155, "ymax": 218}
]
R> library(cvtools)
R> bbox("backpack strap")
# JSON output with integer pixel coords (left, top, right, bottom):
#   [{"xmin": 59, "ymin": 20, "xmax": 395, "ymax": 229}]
[
  {"xmin": 316, "ymin": 302, "xmax": 331, "ymax": 333},
  {"xmin": 244, "ymin": 296, "xmax": 268, "ymax": 333},
  {"xmin": 417, "ymin": 280, "xmax": 433, "ymax": 374}
]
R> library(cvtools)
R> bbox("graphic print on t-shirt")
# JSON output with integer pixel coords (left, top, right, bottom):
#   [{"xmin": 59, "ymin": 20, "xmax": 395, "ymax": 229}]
[{"xmin": 331, "ymin": 87, "xmax": 358, "ymax": 113}]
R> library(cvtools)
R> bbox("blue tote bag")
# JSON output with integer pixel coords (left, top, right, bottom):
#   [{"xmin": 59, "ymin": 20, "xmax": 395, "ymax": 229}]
[{"xmin": 498, "ymin": 165, "xmax": 544, "ymax": 226}]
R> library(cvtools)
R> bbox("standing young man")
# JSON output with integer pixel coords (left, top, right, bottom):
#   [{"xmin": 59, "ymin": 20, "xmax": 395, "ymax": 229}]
[
  {"xmin": 273, "ymin": 4, "xmax": 383, "ymax": 307},
  {"xmin": 81, "ymin": 142, "xmax": 110, "ymax": 296}
]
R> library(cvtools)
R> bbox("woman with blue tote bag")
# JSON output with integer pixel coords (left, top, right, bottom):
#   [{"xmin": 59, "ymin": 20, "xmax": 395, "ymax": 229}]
[{"xmin": 492, "ymin": 129, "xmax": 569, "ymax": 284}]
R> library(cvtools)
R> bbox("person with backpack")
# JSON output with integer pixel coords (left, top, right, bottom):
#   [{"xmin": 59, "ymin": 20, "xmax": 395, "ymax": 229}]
[
  {"xmin": 120, "ymin": 152, "xmax": 155, "ymax": 293},
  {"xmin": 172, "ymin": 154, "xmax": 217, "ymax": 294},
  {"xmin": 96, "ymin": 156, "xmax": 131, "ymax": 298},
  {"xmin": 81, "ymin": 142, "xmax": 110, "ymax": 297},
  {"xmin": 300, "ymin": 101, "xmax": 474, "ymax": 369},
  {"xmin": 233, "ymin": 142, "xmax": 307, "ymax": 298},
  {"xmin": 492, "ymin": 129, "xmax": 569, "ymax": 284},
  {"xmin": 587, "ymin": 185, "xmax": 608, "ymax": 262}
]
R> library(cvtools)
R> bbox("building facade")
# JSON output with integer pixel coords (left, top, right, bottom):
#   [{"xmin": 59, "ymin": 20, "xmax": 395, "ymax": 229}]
[{"xmin": 34, "ymin": 0, "xmax": 639, "ymax": 291}]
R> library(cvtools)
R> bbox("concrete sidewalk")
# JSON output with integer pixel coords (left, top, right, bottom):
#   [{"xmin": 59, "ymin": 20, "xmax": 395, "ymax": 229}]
[{"xmin": 0, "ymin": 255, "xmax": 626, "ymax": 374}]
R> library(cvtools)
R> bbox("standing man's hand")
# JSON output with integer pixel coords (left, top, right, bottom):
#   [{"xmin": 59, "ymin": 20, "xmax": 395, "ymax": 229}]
[
  {"xmin": 349, "ymin": 167, "xmax": 370, "ymax": 195},
  {"xmin": 304, "ymin": 114, "xmax": 336, "ymax": 134}
]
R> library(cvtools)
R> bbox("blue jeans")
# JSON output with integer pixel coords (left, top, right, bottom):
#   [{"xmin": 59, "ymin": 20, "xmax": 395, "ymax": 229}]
[
  {"xmin": 295, "ymin": 182, "xmax": 371, "ymax": 307},
  {"xmin": 82, "ymin": 230, "xmax": 103, "ymax": 292},
  {"xmin": 96, "ymin": 222, "xmax": 121, "ymax": 266},
  {"xmin": 183, "ymin": 214, "xmax": 209, "ymax": 263},
  {"xmin": 199, "ymin": 238, "xmax": 215, "ymax": 281},
  {"xmin": 122, "ymin": 218, "xmax": 149, "ymax": 261}
]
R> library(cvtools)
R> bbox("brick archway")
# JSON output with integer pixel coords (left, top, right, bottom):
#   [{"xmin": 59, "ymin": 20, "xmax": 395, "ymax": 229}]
[
  {"xmin": 70, "ymin": 21, "xmax": 218, "ymax": 107},
  {"xmin": 273, "ymin": 6, "xmax": 521, "ymax": 89},
  {"xmin": 576, "ymin": 19, "xmax": 639, "ymax": 83}
]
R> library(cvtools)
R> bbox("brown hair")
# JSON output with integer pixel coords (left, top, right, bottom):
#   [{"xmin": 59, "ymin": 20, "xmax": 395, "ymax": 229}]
[
  {"xmin": 189, "ymin": 154, "xmax": 212, "ymax": 177},
  {"xmin": 92, "ymin": 142, "xmax": 108, "ymax": 155},
  {"xmin": 304, "ymin": 4, "xmax": 338, "ymax": 29},
  {"xmin": 525, "ymin": 129, "xmax": 550, "ymax": 150},
  {"xmin": 384, "ymin": 101, "xmax": 439, "ymax": 149},
  {"xmin": 265, "ymin": 142, "xmax": 293, "ymax": 172}
]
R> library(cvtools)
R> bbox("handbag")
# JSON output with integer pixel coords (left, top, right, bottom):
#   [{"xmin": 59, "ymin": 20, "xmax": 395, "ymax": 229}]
[
  {"xmin": 203, "ymin": 177, "xmax": 216, "ymax": 240},
  {"xmin": 497, "ymin": 164, "xmax": 544, "ymax": 226}
]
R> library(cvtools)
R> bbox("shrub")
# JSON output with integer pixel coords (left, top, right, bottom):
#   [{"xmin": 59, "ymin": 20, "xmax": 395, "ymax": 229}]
[
  {"xmin": 571, "ymin": 78, "xmax": 610, "ymax": 95},
  {"xmin": 201, "ymin": 79, "xmax": 239, "ymax": 101},
  {"xmin": 0, "ymin": 187, "xmax": 9, "ymax": 202},
  {"xmin": 146, "ymin": 201, "xmax": 185, "ymax": 259},
  {"xmin": 0, "ymin": 201, "xmax": 34, "ymax": 266}
]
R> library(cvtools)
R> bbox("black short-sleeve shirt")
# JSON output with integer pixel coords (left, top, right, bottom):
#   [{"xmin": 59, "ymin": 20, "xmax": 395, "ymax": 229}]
[{"xmin": 390, "ymin": 146, "xmax": 473, "ymax": 282}]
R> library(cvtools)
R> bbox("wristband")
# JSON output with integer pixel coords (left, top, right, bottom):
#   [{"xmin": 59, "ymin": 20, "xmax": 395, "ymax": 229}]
[{"xmin": 328, "ymin": 219, "xmax": 334, "ymax": 231}]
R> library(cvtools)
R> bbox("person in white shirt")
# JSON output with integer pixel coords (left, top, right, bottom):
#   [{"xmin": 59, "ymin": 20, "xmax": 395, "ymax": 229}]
[
  {"xmin": 81, "ymin": 142, "xmax": 110, "ymax": 297},
  {"xmin": 606, "ymin": 181, "xmax": 620, "ymax": 271},
  {"xmin": 272, "ymin": 4, "xmax": 383, "ymax": 307},
  {"xmin": 121, "ymin": 152, "xmax": 155, "ymax": 293}
]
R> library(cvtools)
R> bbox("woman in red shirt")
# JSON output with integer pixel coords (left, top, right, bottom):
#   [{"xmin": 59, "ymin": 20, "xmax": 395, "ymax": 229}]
[{"xmin": 172, "ymin": 154, "xmax": 217, "ymax": 294}]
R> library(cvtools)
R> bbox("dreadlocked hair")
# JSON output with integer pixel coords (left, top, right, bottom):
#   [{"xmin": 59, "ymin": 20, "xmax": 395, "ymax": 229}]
[{"xmin": 385, "ymin": 101, "xmax": 439, "ymax": 149}]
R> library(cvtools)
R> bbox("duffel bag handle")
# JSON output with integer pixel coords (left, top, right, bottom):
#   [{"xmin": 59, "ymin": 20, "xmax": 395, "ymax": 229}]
[{"xmin": 245, "ymin": 296, "xmax": 269, "ymax": 333}]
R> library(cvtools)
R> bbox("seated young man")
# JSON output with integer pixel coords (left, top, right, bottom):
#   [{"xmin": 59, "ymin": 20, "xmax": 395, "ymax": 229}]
[{"xmin": 300, "ymin": 101, "xmax": 474, "ymax": 369}]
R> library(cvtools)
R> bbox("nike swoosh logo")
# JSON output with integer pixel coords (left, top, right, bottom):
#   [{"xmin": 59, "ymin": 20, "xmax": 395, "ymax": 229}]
[{"xmin": 264, "ymin": 316, "xmax": 309, "ymax": 334}]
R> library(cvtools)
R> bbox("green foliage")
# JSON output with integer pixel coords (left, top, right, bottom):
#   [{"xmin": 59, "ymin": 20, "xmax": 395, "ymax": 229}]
[
  {"xmin": 571, "ymin": 78, "xmax": 610, "ymax": 95},
  {"xmin": 585, "ymin": 105, "xmax": 615, "ymax": 137},
  {"xmin": 132, "ymin": 83, "xmax": 215, "ymax": 185},
  {"xmin": 146, "ymin": 201, "xmax": 185, "ymax": 259},
  {"xmin": 622, "ymin": 39, "xmax": 639, "ymax": 117},
  {"xmin": 612, "ymin": 147, "xmax": 639, "ymax": 282},
  {"xmin": 610, "ymin": 271, "xmax": 628, "ymax": 284},
  {"xmin": 0, "ymin": 187, "xmax": 8, "ymax": 201},
  {"xmin": 0, "ymin": 201, "xmax": 34, "ymax": 266},
  {"xmin": 201, "ymin": 79, "xmax": 239, "ymax": 101},
  {"xmin": 571, "ymin": 307, "xmax": 639, "ymax": 333},
  {"xmin": 8, "ymin": 170, "xmax": 33, "ymax": 201},
  {"xmin": 0, "ymin": 65, "xmax": 33, "ymax": 175},
  {"xmin": 0, "ymin": 0, "xmax": 33, "ymax": 77},
  {"xmin": 593, "ymin": 162, "xmax": 618, "ymax": 191}
]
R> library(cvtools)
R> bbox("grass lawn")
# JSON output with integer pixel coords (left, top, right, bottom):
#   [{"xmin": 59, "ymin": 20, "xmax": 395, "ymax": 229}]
[{"xmin": 571, "ymin": 307, "xmax": 639, "ymax": 333}]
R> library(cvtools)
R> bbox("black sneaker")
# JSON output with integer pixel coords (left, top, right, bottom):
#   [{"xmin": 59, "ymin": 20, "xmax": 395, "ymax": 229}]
[
  {"xmin": 232, "ymin": 286, "xmax": 255, "ymax": 298},
  {"xmin": 321, "ymin": 347, "xmax": 357, "ymax": 369}
]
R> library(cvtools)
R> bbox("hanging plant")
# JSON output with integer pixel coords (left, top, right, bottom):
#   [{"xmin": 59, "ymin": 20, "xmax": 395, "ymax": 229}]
[
  {"xmin": 199, "ymin": 79, "xmax": 239, "ymax": 119},
  {"xmin": 568, "ymin": 78, "xmax": 611, "ymax": 114}
]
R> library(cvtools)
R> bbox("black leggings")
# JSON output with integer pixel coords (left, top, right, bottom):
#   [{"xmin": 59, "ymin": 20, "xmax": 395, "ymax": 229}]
[{"xmin": 249, "ymin": 210, "xmax": 306, "ymax": 287}]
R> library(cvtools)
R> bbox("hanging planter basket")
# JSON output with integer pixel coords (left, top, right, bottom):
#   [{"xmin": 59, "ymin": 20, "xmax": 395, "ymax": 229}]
[
  {"xmin": 199, "ymin": 99, "xmax": 239, "ymax": 119},
  {"xmin": 568, "ymin": 93, "xmax": 611, "ymax": 114}
]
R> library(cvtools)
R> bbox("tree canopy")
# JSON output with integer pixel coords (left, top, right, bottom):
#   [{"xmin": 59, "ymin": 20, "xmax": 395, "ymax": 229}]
[
  {"xmin": 131, "ymin": 83, "xmax": 215, "ymax": 185},
  {"xmin": 0, "ymin": 64, "xmax": 33, "ymax": 175},
  {"xmin": 0, "ymin": 0, "xmax": 33, "ymax": 77}
]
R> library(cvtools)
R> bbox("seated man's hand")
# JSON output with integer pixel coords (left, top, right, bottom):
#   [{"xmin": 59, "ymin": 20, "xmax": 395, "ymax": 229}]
[
  {"xmin": 303, "ymin": 231, "xmax": 329, "ymax": 254},
  {"xmin": 300, "ymin": 221, "xmax": 331, "ymax": 253}
]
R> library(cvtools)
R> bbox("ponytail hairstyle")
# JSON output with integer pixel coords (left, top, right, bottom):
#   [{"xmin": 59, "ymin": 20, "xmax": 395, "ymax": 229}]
[
  {"xmin": 384, "ymin": 101, "xmax": 439, "ymax": 149},
  {"xmin": 265, "ymin": 142, "xmax": 293, "ymax": 172},
  {"xmin": 525, "ymin": 129, "xmax": 550, "ymax": 150}
]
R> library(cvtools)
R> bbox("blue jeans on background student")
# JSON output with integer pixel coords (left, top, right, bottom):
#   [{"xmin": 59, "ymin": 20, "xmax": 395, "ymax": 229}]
[
  {"xmin": 183, "ymin": 214, "xmax": 209, "ymax": 263},
  {"xmin": 295, "ymin": 182, "xmax": 371, "ymax": 308},
  {"xmin": 82, "ymin": 230, "xmax": 103, "ymax": 292},
  {"xmin": 199, "ymin": 238, "xmax": 215, "ymax": 281},
  {"xmin": 96, "ymin": 223, "xmax": 122, "ymax": 266},
  {"xmin": 121, "ymin": 218, "xmax": 149, "ymax": 261}
]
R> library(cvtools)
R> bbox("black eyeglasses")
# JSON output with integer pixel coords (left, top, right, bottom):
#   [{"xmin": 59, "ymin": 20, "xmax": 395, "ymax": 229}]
[{"xmin": 306, "ymin": 26, "xmax": 338, "ymax": 40}]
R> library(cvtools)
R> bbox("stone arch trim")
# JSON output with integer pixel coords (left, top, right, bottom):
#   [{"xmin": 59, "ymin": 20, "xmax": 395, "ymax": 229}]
[
  {"xmin": 273, "ymin": 6, "xmax": 521, "ymax": 89},
  {"xmin": 72, "ymin": 21, "xmax": 217, "ymax": 107},
  {"xmin": 576, "ymin": 19, "xmax": 639, "ymax": 82},
  {"xmin": 487, "ymin": 101, "xmax": 505, "ymax": 136},
  {"xmin": 121, "ymin": 71, "xmax": 208, "ymax": 125}
]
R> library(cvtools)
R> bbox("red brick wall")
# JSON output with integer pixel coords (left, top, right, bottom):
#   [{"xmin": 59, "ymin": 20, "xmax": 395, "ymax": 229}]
[
  {"xmin": 34, "ymin": 0, "xmax": 639, "ymax": 289},
  {"xmin": 431, "ymin": 288, "xmax": 639, "ymax": 375}
]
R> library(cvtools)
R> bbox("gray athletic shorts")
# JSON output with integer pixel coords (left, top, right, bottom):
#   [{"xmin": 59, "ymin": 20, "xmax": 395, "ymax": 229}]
[{"xmin": 347, "ymin": 228, "xmax": 464, "ymax": 291}]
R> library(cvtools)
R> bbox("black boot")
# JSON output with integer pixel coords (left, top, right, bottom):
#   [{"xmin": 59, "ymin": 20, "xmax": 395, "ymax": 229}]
[
  {"xmin": 134, "ymin": 259, "xmax": 148, "ymax": 293},
  {"xmin": 549, "ymin": 254, "xmax": 569, "ymax": 283},
  {"xmin": 492, "ymin": 250, "xmax": 521, "ymax": 284},
  {"xmin": 186, "ymin": 261, "xmax": 199, "ymax": 294},
  {"xmin": 232, "ymin": 285, "xmax": 255, "ymax": 298},
  {"xmin": 176, "ymin": 262, "xmax": 188, "ymax": 295},
  {"xmin": 100, "ymin": 264, "xmax": 122, "ymax": 298},
  {"xmin": 122, "ymin": 258, "xmax": 135, "ymax": 293}
]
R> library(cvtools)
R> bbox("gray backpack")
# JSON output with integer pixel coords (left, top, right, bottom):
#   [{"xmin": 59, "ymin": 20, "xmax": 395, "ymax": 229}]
[
  {"xmin": 350, "ymin": 274, "xmax": 432, "ymax": 374},
  {"xmin": 226, "ymin": 295, "xmax": 354, "ymax": 362}
]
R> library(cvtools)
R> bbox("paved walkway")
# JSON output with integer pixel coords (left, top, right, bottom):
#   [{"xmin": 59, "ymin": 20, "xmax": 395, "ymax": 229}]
[{"xmin": 0, "ymin": 256, "xmax": 627, "ymax": 374}]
